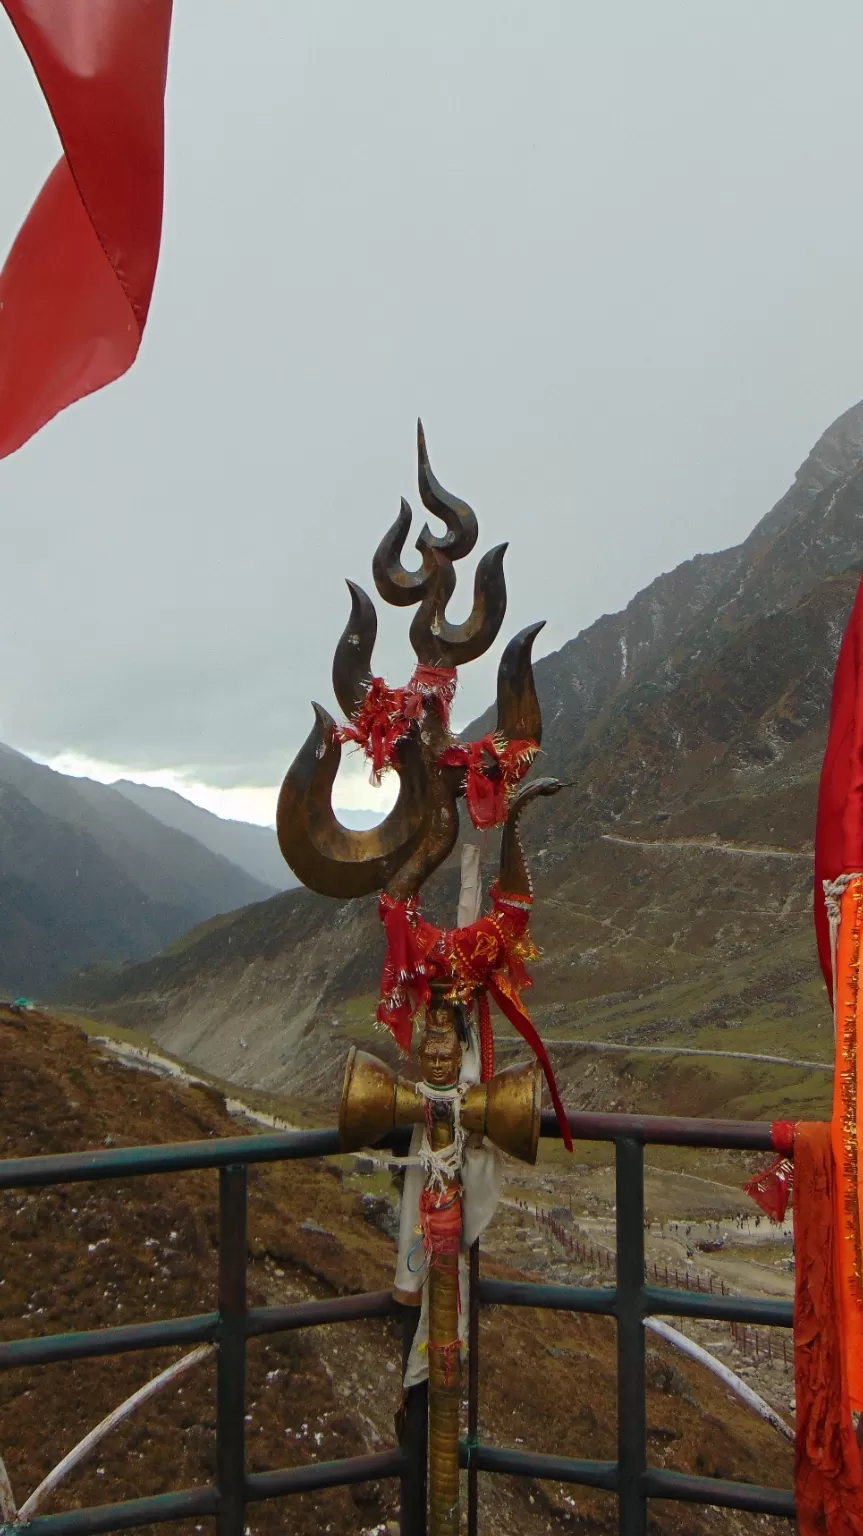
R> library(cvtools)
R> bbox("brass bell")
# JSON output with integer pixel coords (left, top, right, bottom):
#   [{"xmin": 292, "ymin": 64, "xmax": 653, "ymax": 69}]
[{"xmin": 338, "ymin": 1045, "xmax": 542, "ymax": 1165}]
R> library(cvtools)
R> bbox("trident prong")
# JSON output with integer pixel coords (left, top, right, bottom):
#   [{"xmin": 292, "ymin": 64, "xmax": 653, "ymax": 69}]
[
  {"xmin": 409, "ymin": 542, "xmax": 508, "ymax": 667},
  {"xmin": 415, "ymin": 417, "xmax": 478, "ymax": 559},
  {"xmin": 371, "ymin": 422, "xmax": 502, "ymax": 655},
  {"xmin": 372, "ymin": 497, "xmax": 440, "ymax": 607},
  {"xmin": 276, "ymin": 705, "xmax": 430, "ymax": 898},
  {"xmin": 332, "ymin": 580, "xmax": 377, "ymax": 719},
  {"xmin": 494, "ymin": 621, "xmax": 545, "ymax": 744}
]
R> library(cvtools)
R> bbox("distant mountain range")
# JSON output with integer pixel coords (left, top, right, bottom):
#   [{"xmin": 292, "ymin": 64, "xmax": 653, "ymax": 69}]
[
  {"xmin": 0, "ymin": 745, "xmax": 288, "ymax": 994},
  {"xmin": 112, "ymin": 780, "xmax": 297, "ymax": 891},
  {"xmin": 64, "ymin": 396, "xmax": 863, "ymax": 1126}
]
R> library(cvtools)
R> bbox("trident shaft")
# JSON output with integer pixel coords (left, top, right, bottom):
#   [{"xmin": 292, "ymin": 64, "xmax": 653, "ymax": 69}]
[{"xmin": 277, "ymin": 422, "xmax": 564, "ymax": 1533}]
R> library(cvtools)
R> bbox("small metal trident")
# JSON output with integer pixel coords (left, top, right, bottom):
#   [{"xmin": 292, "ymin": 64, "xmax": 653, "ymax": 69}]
[{"xmin": 277, "ymin": 422, "xmax": 566, "ymax": 1534}]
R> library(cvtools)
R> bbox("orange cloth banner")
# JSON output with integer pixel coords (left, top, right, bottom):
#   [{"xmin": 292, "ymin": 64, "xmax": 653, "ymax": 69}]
[
  {"xmin": 830, "ymin": 880, "xmax": 863, "ymax": 1416},
  {"xmin": 794, "ymin": 1122, "xmax": 863, "ymax": 1533}
]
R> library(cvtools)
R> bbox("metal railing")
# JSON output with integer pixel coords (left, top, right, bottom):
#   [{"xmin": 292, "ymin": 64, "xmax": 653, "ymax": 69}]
[{"xmin": 0, "ymin": 1111, "xmax": 794, "ymax": 1535}]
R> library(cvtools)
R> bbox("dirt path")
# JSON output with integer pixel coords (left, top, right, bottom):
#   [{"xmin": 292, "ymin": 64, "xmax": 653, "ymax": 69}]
[
  {"xmin": 497, "ymin": 1036, "xmax": 831, "ymax": 1071},
  {"xmin": 601, "ymin": 833, "xmax": 809, "ymax": 862}
]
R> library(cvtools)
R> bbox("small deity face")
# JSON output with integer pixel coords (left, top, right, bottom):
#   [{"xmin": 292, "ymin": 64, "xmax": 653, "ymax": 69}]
[{"xmin": 420, "ymin": 1024, "xmax": 461, "ymax": 1089}]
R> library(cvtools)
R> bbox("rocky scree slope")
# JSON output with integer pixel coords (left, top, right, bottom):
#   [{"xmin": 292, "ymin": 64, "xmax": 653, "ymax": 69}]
[{"xmin": 62, "ymin": 400, "xmax": 863, "ymax": 1119}]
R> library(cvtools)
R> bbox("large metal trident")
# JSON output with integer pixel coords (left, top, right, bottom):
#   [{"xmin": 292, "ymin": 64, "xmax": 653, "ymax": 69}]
[{"xmin": 277, "ymin": 423, "xmax": 564, "ymax": 1533}]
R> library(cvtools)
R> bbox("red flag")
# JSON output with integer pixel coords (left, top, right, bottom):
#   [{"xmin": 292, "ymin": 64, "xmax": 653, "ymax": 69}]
[
  {"xmin": 814, "ymin": 573, "xmax": 863, "ymax": 1001},
  {"xmin": 0, "ymin": 1, "xmax": 173, "ymax": 458},
  {"xmin": 811, "ymin": 571, "xmax": 863, "ymax": 1427}
]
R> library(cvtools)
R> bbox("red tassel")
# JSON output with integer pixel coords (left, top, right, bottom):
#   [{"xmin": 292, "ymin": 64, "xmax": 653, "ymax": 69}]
[
  {"xmin": 744, "ymin": 1156, "xmax": 794, "ymax": 1223},
  {"xmin": 487, "ymin": 976, "xmax": 572, "ymax": 1151}
]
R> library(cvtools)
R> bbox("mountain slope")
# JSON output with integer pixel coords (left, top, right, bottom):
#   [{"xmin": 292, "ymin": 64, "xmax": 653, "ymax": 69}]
[
  {"xmin": 62, "ymin": 399, "xmax": 863, "ymax": 1121},
  {"xmin": 471, "ymin": 396, "xmax": 863, "ymax": 765},
  {"xmin": 112, "ymin": 780, "xmax": 297, "ymax": 891},
  {"xmin": 0, "ymin": 781, "xmax": 192, "ymax": 995},
  {"xmin": 0, "ymin": 746, "xmax": 277, "ymax": 994}
]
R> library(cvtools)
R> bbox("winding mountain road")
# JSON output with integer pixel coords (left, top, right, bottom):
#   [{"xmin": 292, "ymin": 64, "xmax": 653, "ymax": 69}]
[
  {"xmin": 600, "ymin": 834, "xmax": 810, "ymax": 863},
  {"xmin": 497, "ymin": 1037, "xmax": 831, "ymax": 1071}
]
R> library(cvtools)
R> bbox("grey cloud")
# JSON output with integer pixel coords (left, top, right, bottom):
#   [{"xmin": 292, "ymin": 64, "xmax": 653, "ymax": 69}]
[{"xmin": 2, "ymin": 0, "xmax": 863, "ymax": 785}]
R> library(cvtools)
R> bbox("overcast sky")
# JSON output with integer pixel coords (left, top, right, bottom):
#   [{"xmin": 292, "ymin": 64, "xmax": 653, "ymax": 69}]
[{"xmin": 2, "ymin": 1, "xmax": 863, "ymax": 825}]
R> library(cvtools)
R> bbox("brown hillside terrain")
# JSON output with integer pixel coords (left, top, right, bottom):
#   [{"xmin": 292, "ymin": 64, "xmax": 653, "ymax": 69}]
[{"xmin": 0, "ymin": 1006, "xmax": 794, "ymax": 1535}]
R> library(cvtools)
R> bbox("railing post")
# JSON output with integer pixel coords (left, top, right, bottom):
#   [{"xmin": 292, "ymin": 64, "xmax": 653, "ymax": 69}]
[
  {"xmin": 398, "ymin": 1302, "xmax": 428, "ymax": 1536},
  {"xmin": 216, "ymin": 1165, "xmax": 247, "ymax": 1536},
  {"xmin": 615, "ymin": 1137, "xmax": 647, "ymax": 1536}
]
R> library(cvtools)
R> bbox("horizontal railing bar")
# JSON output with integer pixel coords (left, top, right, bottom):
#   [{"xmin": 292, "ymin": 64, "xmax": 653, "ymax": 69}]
[
  {"xmin": 246, "ymin": 1290, "xmax": 398, "ymax": 1336},
  {"xmin": 478, "ymin": 1278, "xmax": 617, "ymax": 1315},
  {"xmin": 5, "ymin": 1451, "xmax": 408, "ymax": 1531},
  {"xmin": 0, "ymin": 1128, "xmax": 414, "ymax": 1189},
  {"xmin": 0, "ymin": 1313, "xmax": 218, "ymax": 1371},
  {"xmin": 643, "ymin": 1287, "xmax": 793, "ymax": 1328},
  {"xmin": 8, "ymin": 1485, "xmax": 219, "ymax": 1535},
  {"xmin": 460, "ymin": 1443, "xmax": 618, "ymax": 1491},
  {"xmin": 0, "ymin": 1292, "xmax": 401, "ymax": 1372},
  {"xmin": 643, "ymin": 1467, "xmax": 795, "ymax": 1516},
  {"xmin": 0, "ymin": 1110, "xmax": 781, "ymax": 1187},
  {"xmin": 459, "ymin": 1445, "xmax": 794, "ymax": 1518},
  {"xmin": 541, "ymin": 1110, "xmax": 778, "ymax": 1150},
  {"xmin": 478, "ymin": 1279, "xmax": 791, "ymax": 1328},
  {"xmin": 0, "ymin": 1129, "xmax": 343, "ymax": 1188},
  {"xmin": 245, "ymin": 1447, "xmax": 406, "ymax": 1500},
  {"xmin": 476, "ymin": 1277, "xmax": 786, "ymax": 1339}
]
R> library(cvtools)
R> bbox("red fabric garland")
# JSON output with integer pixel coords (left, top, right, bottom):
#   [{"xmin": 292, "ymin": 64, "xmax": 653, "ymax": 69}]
[
  {"xmin": 439, "ymin": 734, "xmax": 539, "ymax": 829},
  {"xmin": 376, "ymin": 884, "xmax": 572, "ymax": 1150},
  {"xmin": 0, "ymin": 1, "xmax": 173, "ymax": 458},
  {"xmin": 337, "ymin": 667, "xmax": 457, "ymax": 784},
  {"xmin": 410, "ymin": 665, "xmax": 458, "ymax": 720}
]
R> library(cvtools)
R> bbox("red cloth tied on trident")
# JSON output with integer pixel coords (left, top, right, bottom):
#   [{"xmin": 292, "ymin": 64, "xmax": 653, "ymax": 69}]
[
  {"xmin": 377, "ymin": 884, "xmax": 573, "ymax": 1150},
  {"xmin": 0, "ymin": 1, "xmax": 173, "ymax": 458},
  {"xmin": 439, "ymin": 734, "xmax": 538, "ymax": 830},
  {"xmin": 337, "ymin": 667, "xmax": 457, "ymax": 785}
]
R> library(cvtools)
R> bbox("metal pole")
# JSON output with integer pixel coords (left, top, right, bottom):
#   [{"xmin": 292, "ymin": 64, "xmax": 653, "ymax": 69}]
[
  {"xmin": 467, "ymin": 1240, "xmax": 480, "ymax": 1536},
  {"xmin": 216, "ymin": 1165, "xmax": 247, "ymax": 1536},
  {"xmin": 399, "ymin": 1303, "xmax": 428, "ymax": 1536},
  {"xmin": 427, "ymin": 1112, "xmax": 462, "ymax": 1533},
  {"xmin": 615, "ymin": 1138, "xmax": 647, "ymax": 1536},
  {"xmin": 419, "ymin": 986, "xmax": 464, "ymax": 1534}
]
